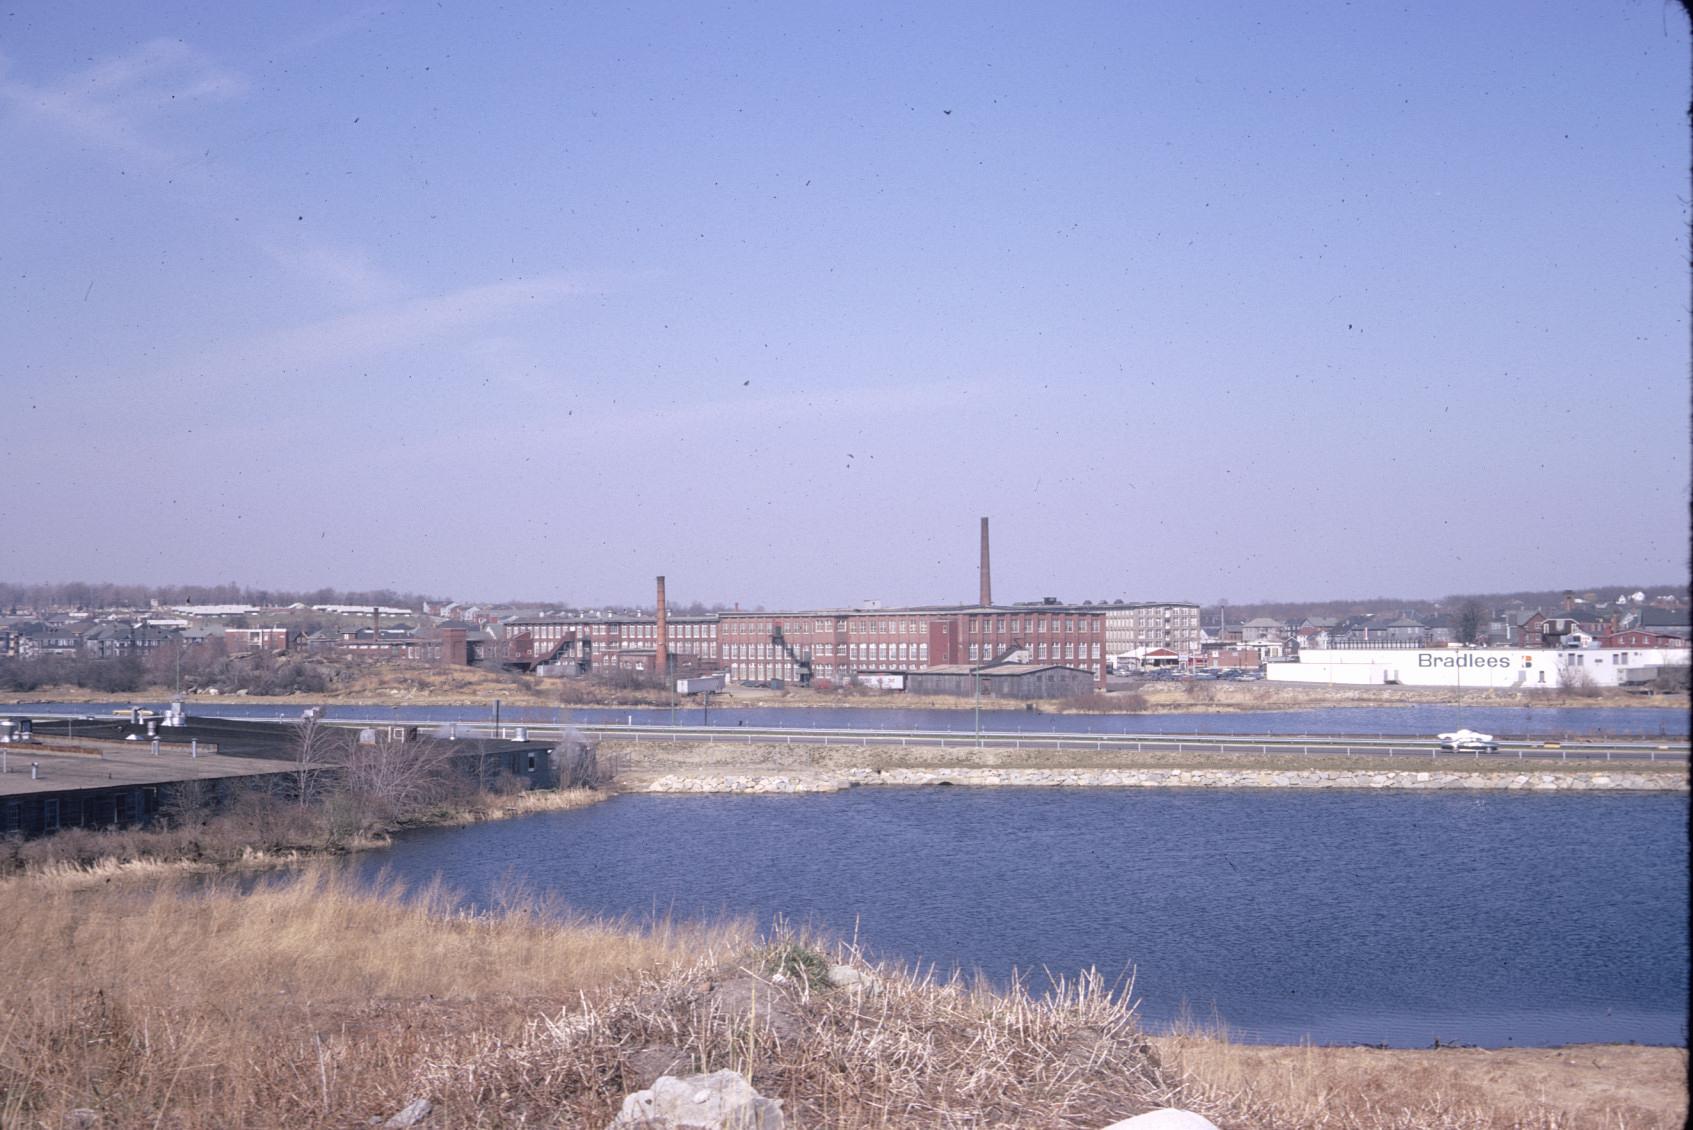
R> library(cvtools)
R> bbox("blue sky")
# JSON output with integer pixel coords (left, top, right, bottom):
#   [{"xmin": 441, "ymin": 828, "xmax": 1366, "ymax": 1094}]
[{"xmin": 2, "ymin": 2, "xmax": 1687, "ymax": 609}]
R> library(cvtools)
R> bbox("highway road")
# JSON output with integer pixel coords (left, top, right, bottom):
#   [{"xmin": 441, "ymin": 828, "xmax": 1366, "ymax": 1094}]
[
  {"xmin": 322, "ymin": 718, "xmax": 1689, "ymax": 764},
  {"xmin": 9, "ymin": 707, "xmax": 1687, "ymax": 764}
]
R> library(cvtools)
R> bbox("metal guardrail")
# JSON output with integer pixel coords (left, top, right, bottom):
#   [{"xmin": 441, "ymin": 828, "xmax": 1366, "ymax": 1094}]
[
  {"xmin": 345, "ymin": 720, "xmax": 1688, "ymax": 764},
  {"xmin": 10, "ymin": 709, "xmax": 1688, "ymax": 764},
  {"xmin": 597, "ymin": 728, "xmax": 1687, "ymax": 763}
]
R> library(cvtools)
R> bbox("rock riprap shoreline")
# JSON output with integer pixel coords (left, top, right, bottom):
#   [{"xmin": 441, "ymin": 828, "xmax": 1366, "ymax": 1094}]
[{"xmin": 633, "ymin": 765, "xmax": 1684, "ymax": 794}]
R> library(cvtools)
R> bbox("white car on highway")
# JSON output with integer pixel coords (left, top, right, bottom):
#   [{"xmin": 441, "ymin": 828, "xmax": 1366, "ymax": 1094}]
[{"xmin": 1437, "ymin": 728, "xmax": 1499, "ymax": 753}]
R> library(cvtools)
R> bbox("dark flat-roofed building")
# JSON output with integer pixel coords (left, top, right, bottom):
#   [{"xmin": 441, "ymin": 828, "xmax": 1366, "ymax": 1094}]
[
  {"xmin": 904, "ymin": 663, "xmax": 1095, "ymax": 700},
  {"xmin": 0, "ymin": 714, "xmax": 559, "ymax": 839}
]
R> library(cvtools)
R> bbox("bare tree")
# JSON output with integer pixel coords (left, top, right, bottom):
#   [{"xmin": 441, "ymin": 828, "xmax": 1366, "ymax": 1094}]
[
  {"xmin": 1651, "ymin": 664, "xmax": 1690, "ymax": 694},
  {"xmin": 1560, "ymin": 665, "xmax": 1600, "ymax": 698},
  {"xmin": 290, "ymin": 713, "xmax": 344, "ymax": 807},
  {"xmin": 338, "ymin": 732, "xmax": 460, "ymax": 827},
  {"xmin": 161, "ymin": 779, "xmax": 216, "ymax": 829},
  {"xmin": 553, "ymin": 728, "xmax": 619, "ymax": 789}
]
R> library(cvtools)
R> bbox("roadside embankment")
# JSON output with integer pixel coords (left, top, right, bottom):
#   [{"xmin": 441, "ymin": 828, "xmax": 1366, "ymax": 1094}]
[
  {"xmin": 7, "ymin": 675, "xmax": 1684, "ymax": 714},
  {"xmin": 605, "ymin": 740, "xmax": 1689, "ymax": 794}
]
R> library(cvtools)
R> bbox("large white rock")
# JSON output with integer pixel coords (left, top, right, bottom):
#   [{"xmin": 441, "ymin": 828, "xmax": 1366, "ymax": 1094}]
[
  {"xmin": 381, "ymin": 1098, "xmax": 433, "ymax": 1128},
  {"xmin": 826, "ymin": 964, "xmax": 882, "ymax": 994},
  {"xmin": 1100, "ymin": 1110, "xmax": 1221, "ymax": 1130},
  {"xmin": 607, "ymin": 1070, "xmax": 783, "ymax": 1130}
]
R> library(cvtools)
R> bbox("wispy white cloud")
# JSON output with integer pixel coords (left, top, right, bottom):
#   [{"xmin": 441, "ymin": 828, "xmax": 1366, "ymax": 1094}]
[
  {"xmin": 258, "ymin": 240, "xmax": 407, "ymax": 309},
  {"xmin": 3, "ymin": 39, "xmax": 414, "ymax": 315},
  {"xmin": 458, "ymin": 335, "xmax": 564, "ymax": 397},
  {"xmin": 191, "ymin": 274, "xmax": 589, "ymax": 378},
  {"xmin": 270, "ymin": 4, "xmax": 392, "ymax": 59},
  {"xmin": 0, "ymin": 38, "xmax": 244, "ymax": 164},
  {"xmin": 583, "ymin": 379, "xmax": 969, "ymax": 435}
]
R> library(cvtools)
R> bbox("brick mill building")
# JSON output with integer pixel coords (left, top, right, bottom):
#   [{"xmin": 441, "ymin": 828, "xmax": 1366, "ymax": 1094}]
[
  {"xmin": 499, "ymin": 520, "xmax": 1135, "ymax": 691},
  {"xmin": 505, "ymin": 604, "xmax": 1108, "ymax": 688},
  {"xmin": 1102, "ymin": 602, "xmax": 1202, "ymax": 657},
  {"xmin": 716, "ymin": 602, "xmax": 1108, "ymax": 688},
  {"xmin": 503, "ymin": 613, "xmax": 720, "ymax": 674}
]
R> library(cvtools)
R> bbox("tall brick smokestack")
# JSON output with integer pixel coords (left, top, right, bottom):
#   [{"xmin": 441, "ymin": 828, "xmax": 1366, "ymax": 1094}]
[
  {"xmin": 655, "ymin": 576, "xmax": 668, "ymax": 678},
  {"xmin": 979, "ymin": 517, "xmax": 992, "ymax": 607}
]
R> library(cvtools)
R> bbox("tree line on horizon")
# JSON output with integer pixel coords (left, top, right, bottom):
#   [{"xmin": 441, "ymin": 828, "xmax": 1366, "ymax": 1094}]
[
  {"xmin": 1204, "ymin": 584, "xmax": 1688, "ymax": 626},
  {"xmin": 0, "ymin": 581, "xmax": 443, "ymax": 615},
  {"xmin": 5, "ymin": 579, "xmax": 1686, "ymax": 626}
]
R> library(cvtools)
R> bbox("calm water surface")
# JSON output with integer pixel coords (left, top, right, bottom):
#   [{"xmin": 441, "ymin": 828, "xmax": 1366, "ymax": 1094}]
[{"xmin": 349, "ymin": 788, "xmax": 1689, "ymax": 1048}]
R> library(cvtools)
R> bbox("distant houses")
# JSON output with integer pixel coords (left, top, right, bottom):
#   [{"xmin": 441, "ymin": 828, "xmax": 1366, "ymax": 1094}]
[{"xmin": 3, "ymin": 583, "xmax": 1688, "ymax": 701}]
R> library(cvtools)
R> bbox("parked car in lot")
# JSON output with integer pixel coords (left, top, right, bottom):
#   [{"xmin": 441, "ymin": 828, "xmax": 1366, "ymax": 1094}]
[{"xmin": 1437, "ymin": 729, "xmax": 1499, "ymax": 753}]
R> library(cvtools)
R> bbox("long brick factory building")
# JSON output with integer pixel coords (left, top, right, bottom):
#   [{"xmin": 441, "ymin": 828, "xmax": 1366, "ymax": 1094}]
[
  {"xmin": 507, "ymin": 603, "xmax": 1111, "ymax": 688},
  {"xmin": 504, "ymin": 518, "xmax": 1136, "ymax": 689}
]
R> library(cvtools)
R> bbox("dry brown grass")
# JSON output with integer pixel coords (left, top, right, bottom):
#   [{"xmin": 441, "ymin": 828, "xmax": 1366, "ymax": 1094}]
[
  {"xmin": 1058, "ymin": 691, "xmax": 1150, "ymax": 713},
  {"xmin": 1, "ymin": 870, "xmax": 1683, "ymax": 1129},
  {"xmin": 0, "ymin": 788, "xmax": 608, "ymax": 880},
  {"xmin": 506, "ymin": 962, "xmax": 1185, "ymax": 1129},
  {"xmin": 8, "ymin": 667, "xmax": 1683, "ymax": 716},
  {"xmin": 1155, "ymin": 1027, "xmax": 1688, "ymax": 1129},
  {"xmin": 0, "ymin": 867, "xmax": 754, "ymax": 1129},
  {"xmin": 0, "ymin": 870, "xmax": 1182, "ymax": 1128},
  {"xmin": 607, "ymin": 738, "xmax": 1690, "ymax": 782}
]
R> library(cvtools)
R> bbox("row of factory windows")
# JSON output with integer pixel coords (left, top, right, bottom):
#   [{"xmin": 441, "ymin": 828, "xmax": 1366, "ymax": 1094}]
[
  {"xmin": 724, "ymin": 642, "xmax": 935, "ymax": 662},
  {"xmin": 721, "ymin": 639, "xmax": 1104, "ymax": 666},
  {"xmin": 722, "ymin": 615, "xmax": 1105, "ymax": 639},
  {"xmin": 533, "ymin": 615, "xmax": 1114, "ymax": 643},
  {"xmin": 722, "ymin": 660, "xmax": 1102, "ymax": 681},
  {"xmin": 723, "ymin": 619, "xmax": 924, "ymax": 638},
  {"xmin": 969, "ymin": 617, "xmax": 1098, "ymax": 635},
  {"xmin": 525, "ymin": 622, "xmax": 719, "ymax": 641},
  {"xmin": 524, "ymin": 613, "xmax": 1190, "ymax": 644},
  {"xmin": 970, "ymin": 642, "xmax": 1102, "ymax": 661}
]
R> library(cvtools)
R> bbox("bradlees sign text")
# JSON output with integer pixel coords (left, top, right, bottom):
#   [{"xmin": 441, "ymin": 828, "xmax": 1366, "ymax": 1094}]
[{"xmin": 1417, "ymin": 652, "xmax": 1516, "ymax": 669}]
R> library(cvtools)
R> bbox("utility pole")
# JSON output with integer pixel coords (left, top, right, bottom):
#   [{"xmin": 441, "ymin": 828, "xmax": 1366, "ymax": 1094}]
[{"xmin": 974, "ymin": 670, "xmax": 982, "ymax": 748}]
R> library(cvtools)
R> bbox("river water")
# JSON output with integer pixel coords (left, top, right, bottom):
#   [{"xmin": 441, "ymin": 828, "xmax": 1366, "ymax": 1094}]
[
  {"xmin": 31, "ymin": 700, "xmax": 1690, "ymax": 739},
  {"xmin": 347, "ymin": 787, "xmax": 1689, "ymax": 1049}
]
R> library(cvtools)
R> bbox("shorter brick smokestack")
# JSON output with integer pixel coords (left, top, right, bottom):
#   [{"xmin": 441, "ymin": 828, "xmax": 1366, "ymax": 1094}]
[
  {"xmin": 979, "ymin": 517, "xmax": 992, "ymax": 607},
  {"xmin": 655, "ymin": 576, "xmax": 668, "ymax": 677}
]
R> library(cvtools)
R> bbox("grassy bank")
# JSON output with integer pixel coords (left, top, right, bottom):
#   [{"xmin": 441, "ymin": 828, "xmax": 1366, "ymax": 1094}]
[
  {"xmin": 604, "ymin": 739, "xmax": 1691, "ymax": 786},
  {"xmin": 5, "ymin": 665, "xmax": 1685, "ymax": 715},
  {"xmin": 0, "ymin": 786, "xmax": 604, "ymax": 881},
  {"xmin": 1, "ymin": 869, "xmax": 1682, "ymax": 1129}
]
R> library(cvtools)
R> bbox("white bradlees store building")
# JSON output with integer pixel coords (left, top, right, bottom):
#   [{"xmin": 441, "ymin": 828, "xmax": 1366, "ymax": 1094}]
[{"xmin": 1266, "ymin": 647, "xmax": 1688, "ymax": 689}]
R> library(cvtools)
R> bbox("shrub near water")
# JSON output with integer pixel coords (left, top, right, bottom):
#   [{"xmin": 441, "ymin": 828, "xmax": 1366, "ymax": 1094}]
[{"xmin": 764, "ymin": 939, "xmax": 832, "ymax": 991}]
